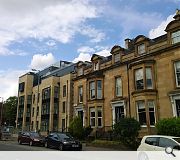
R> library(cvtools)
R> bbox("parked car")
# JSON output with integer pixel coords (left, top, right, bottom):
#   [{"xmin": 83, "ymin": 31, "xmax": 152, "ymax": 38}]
[
  {"xmin": 18, "ymin": 131, "xmax": 45, "ymax": 146},
  {"xmin": 44, "ymin": 132, "xmax": 82, "ymax": 151},
  {"xmin": 137, "ymin": 135, "xmax": 180, "ymax": 160},
  {"xmin": 0, "ymin": 126, "xmax": 12, "ymax": 140}
]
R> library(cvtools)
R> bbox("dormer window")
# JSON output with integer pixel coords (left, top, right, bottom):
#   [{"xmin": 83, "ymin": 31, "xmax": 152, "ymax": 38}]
[
  {"xmin": 172, "ymin": 30, "xmax": 180, "ymax": 44},
  {"xmin": 93, "ymin": 62, "xmax": 99, "ymax": 71},
  {"xmin": 137, "ymin": 43, "xmax": 145, "ymax": 54},
  {"xmin": 114, "ymin": 53, "xmax": 120, "ymax": 63},
  {"xmin": 78, "ymin": 68, "xmax": 83, "ymax": 76}
]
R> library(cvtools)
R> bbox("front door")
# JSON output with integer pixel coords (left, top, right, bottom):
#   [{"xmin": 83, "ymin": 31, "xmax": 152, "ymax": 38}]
[
  {"xmin": 175, "ymin": 100, "xmax": 180, "ymax": 117},
  {"xmin": 115, "ymin": 106, "xmax": 124, "ymax": 123}
]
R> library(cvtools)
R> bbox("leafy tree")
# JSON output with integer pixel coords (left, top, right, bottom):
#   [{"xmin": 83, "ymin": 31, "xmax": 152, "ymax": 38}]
[
  {"xmin": 113, "ymin": 117, "xmax": 140, "ymax": 148},
  {"xmin": 156, "ymin": 117, "xmax": 180, "ymax": 137},
  {"xmin": 3, "ymin": 96, "xmax": 18, "ymax": 126}
]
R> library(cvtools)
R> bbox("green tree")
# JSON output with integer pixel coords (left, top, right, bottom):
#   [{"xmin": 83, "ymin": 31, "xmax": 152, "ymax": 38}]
[{"xmin": 3, "ymin": 96, "xmax": 18, "ymax": 126}]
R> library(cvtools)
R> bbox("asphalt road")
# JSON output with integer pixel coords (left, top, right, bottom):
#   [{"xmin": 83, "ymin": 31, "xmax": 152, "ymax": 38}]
[{"xmin": 0, "ymin": 140, "xmax": 116, "ymax": 151}]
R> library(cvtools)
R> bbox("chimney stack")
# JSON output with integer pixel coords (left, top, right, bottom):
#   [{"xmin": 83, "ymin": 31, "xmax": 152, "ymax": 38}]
[{"xmin": 125, "ymin": 38, "xmax": 132, "ymax": 49}]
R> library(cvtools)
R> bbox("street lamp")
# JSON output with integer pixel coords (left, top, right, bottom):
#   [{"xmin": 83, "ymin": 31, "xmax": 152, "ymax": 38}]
[
  {"xmin": 31, "ymin": 69, "xmax": 40, "ymax": 132},
  {"xmin": 0, "ymin": 97, "xmax": 4, "ymax": 127}
]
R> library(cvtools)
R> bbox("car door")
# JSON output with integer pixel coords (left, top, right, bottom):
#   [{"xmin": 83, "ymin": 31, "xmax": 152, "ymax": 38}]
[
  {"xmin": 143, "ymin": 137, "xmax": 159, "ymax": 151},
  {"xmin": 51, "ymin": 134, "xmax": 60, "ymax": 148},
  {"xmin": 21, "ymin": 132, "xmax": 27, "ymax": 143}
]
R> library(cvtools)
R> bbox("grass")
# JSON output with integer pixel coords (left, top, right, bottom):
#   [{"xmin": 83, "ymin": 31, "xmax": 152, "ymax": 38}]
[{"xmin": 86, "ymin": 139, "xmax": 134, "ymax": 151}]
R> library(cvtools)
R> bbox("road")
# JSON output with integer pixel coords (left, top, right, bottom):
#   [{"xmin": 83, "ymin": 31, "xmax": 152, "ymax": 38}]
[{"xmin": 0, "ymin": 140, "xmax": 117, "ymax": 151}]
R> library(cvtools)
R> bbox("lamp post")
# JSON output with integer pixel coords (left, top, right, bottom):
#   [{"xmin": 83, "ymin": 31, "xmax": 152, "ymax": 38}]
[
  {"xmin": 0, "ymin": 97, "xmax": 4, "ymax": 127},
  {"xmin": 32, "ymin": 69, "xmax": 40, "ymax": 132}
]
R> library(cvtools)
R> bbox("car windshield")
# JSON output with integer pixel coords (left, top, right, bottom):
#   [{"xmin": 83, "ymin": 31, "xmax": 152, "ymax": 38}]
[
  {"xmin": 57, "ymin": 133, "xmax": 73, "ymax": 140},
  {"xmin": 30, "ymin": 132, "xmax": 40, "ymax": 138},
  {"xmin": 173, "ymin": 138, "xmax": 180, "ymax": 144}
]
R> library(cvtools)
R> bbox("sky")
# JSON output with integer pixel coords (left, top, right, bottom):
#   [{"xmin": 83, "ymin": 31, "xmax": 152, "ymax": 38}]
[{"xmin": 0, "ymin": 0, "xmax": 179, "ymax": 100}]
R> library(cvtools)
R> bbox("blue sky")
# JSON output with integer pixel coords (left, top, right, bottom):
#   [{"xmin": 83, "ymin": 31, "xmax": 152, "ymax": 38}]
[{"xmin": 0, "ymin": 0, "xmax": 179, "ymax": 100}]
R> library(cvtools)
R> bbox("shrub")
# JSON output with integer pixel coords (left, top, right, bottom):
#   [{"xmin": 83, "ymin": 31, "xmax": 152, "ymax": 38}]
[
  {"xmin": 69, "ymin": 117, "xmax": 93, "ymax": 140},
  {"xmin": 113, "ymin": 117, "xmax": 140, "ymax": 148},
  {"xmin": 69, "ymin": 116, "xmax": 84, "ymax": 140},
  {"xmin": 156, "ymin": 117, "xmax": 180, "ymax": 137}
]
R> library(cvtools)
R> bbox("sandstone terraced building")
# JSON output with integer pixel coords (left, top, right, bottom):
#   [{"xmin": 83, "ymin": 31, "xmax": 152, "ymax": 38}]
[{"xmin": 16, "ymin": 10, "xmax": 180, "ymax": 136}]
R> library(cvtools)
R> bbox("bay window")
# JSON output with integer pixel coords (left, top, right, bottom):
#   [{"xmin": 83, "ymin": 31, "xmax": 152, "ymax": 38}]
[
  {"xmin": 136, "ymin": 101, "xmax": 146, "ymax": 126},
  {"xmin": 146, "ymin": 67, "xmax": 153, "ymax": 89},
  {"xmin": 90, "ymin": 108, "xmax": 95, "ymax": 127},
  {"xmin": 97, "ymin": 107, "xmax": 103, "ymax": 127},
  {"xmin": 147, "ymin": 101, "xmax": 156, "ymax": 126},
  {"xmin": 90, "ymin": 81, "xmax": 95, "ymax": 99},
  {"xmin": 135, "ymin": 68, "xmax": 144, "ymax": 90},
  {"xmin": 89, "ymin": 80, "xmax": 103, "ymax": 100},
  {"xmin": 97, "ymin": 80, "xmax": 102, "ymax": 99}
]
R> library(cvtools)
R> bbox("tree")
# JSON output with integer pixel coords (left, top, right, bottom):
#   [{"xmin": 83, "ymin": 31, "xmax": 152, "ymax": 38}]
[{"xmin": 3, "ymin": 96, "xmax": 18, "ymax": 126}]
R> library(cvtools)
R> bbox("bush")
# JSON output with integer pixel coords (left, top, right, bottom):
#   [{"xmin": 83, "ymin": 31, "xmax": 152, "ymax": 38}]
[
  {"xmin": 113, "ymin": 118, "xmax": 140, "ymax": 148},
  {"xmin": 69, "ymin": 116, "xmax": 84, "ymax": 140},
  {"xmin": 156, "ymin": 117, "xmax": 180, "ymax": 137},
  {"xmin": 69, "ymin": 117, "xmax": 93, "ymax": 140}
]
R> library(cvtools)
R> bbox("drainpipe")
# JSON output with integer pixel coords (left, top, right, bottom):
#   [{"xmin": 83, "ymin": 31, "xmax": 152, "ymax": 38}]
[{"xmin": 126, "ymin": 62, "xmax": 131, "ymax": 118}]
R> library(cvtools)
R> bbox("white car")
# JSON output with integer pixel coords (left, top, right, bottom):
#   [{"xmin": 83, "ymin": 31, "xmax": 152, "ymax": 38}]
[{"xmin": 137, "ymin": 135, "xmax": 180, "ymax": 160}]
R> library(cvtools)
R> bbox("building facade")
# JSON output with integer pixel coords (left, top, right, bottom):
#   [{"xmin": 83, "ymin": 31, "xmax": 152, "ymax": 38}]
[
  {"xmin": 73, "ymin": 11, "xmax": 180, "ymax": 136},
  {"xmin": 16, "ymin": 61, "xmax": 75, "ymax": 134},
  {"xmin": 17, "ymin": 10, "xmax": 180, "ymax": 136}
]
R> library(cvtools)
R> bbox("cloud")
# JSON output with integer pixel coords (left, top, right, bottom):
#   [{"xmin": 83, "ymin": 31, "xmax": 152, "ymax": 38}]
[
  {"xmin": 81, "ymin": 26, "xmax": 106, "ymax": 43},
  {"xmin": 29, "ymin": 53, "xmax": 56, "ymax": 70},
  {"xmin": 73, "ymin": 45, "xmax": 111, "ymax": 62},
  {"xmin": 46, "ymin": 40, "xmax": 56, "ymax": 47},
  {"xmin": 73, "ymin": 53, "xmax": 92, "ymax": 63},
  {"xmin": 77, "ymin": 46, "xmax": 95, "ymax": 53},
  {"xmin": 0, "ymin": 69, "xmax": 27, "ymax": 100},
  {"xmin": 0, "ymin": 0, "xmax": 103, "ymax": 55},
  {"xmin": 149, "ymin": 14, "xmax": 174, "ymax": 39}
]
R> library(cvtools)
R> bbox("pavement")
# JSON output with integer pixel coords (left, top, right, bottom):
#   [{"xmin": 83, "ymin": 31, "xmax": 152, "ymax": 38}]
[{"xmin": 0, "ymin": 140, "xmax": 117, "ymax": 151}]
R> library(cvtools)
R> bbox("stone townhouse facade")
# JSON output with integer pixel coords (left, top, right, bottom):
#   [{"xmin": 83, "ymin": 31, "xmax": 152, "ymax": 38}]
[
  {"xmin": 16, "ymin": 10, "xmax": 180, "ymax": 136},
  {"xmin": 73, "ymin": 11, "xmax": 180, "ymax": 136},
  {"xmin": 16, "ymin": 61, "xmax": 75, "ymax": 135}
]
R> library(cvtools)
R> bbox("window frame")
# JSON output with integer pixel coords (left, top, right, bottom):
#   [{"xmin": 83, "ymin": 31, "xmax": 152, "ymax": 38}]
[
  {"xmin": 114, "ymin": 53, "xmax": 120, "ymax": 63},
  {"xmin": 137, "ymin": 43, "xmax": 146, "ymax": 55},
  {"xmin": 90, "ymin": 108, "xmax": 96, "ymax": 128},
  {"xmin": 97, "ymin": 107, "xmax": 103, "ymax": 128},
  {"xmin": 174, "ymin": 61, "xmax": 180, "ymax": 87},
  {"xmin": 115, "ymin": 76, "xmax": 122, "ymax": 97},
  {"xmin": 89, "ymin": 81, "xmax": 96, "ymax": 100},
  {"xmin": 171, "ymin": 30, "xmax": 180, "ymax": 44},
  {"xmin": 136, "ymin": 100, "xmax": 147, "ymax": 127},
  {"xmin": 78, "ymin": 86, "xmax": 83, "ymax": 103}
]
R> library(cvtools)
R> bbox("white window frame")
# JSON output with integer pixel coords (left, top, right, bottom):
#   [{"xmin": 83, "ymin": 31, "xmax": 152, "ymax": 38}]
[
  {"xmin": 147, "ymin": 100, "xmax": 156, "ymax": 127},
  {"xmin": 90, "ymin": 108, "xmax": 95, "ymax": 128},
  {"xmin": 97, "ymin": 107, "xmax": 103, "ymax": 128},
  {"xmin": 174, "ymin": 61, "xmax": 180, "ymax": 87},
  {"xmin": 136, "ymin": 101, "xmax": 147, "ymax": 127}
]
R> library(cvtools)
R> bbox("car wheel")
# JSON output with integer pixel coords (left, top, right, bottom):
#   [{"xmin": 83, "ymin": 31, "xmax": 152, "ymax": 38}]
[
  {"xmin": 59, "ymin": 144, "xmax": 64, "ymax": 151},
  {"xmin": 45, "ymin": 142, "xmax": 49, "ymax": 148},
  {"xmin": 18, "ymin": 139, "xmax": 22, "ymax": 145},
  {"xmin": 29, "ymin": 141, "xmax": 33, "ymax": 146},
  {"xmin": 138, "ymin": 152, "xmax": 149, "ymax": 160}
]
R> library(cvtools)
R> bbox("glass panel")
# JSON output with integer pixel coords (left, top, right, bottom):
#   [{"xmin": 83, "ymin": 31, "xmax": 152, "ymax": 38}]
[
  {"xmin": 116, "ymin": 77, "xmax": 122, "ymax": 96},
  {"xmin": 114, "ymin": 53, "xmax": 120, "ymax": 63},
  {"xmin": 138, "ymin": 44, "xmax": 145, "ymax": 54},
  {"xmin": 97, "ymin": 80, "xmax": 102, "ymax": 99},
  {"xmin": 135, "ymin": 68, "xmax": 144, "ymax": 90},
  {"xmin": 79, "ymin": 86, "xmax": 83, "ymax": 102},
  {"xmin": 172, "ymin": 30, "xmax": 180, "ymax": 44},
  {"xmin": 136, "ymin": 101, "xmax": 146, "ymax": 125},
  {"xmin": 146, "ymin": 67, "xmax": 153, "ymax": 89},
  {"xmin": 90, "ymin": 81, "xmax": 95, "ymax": 99},
  {"xmin": 175, "ymin": 61, "xmax": 180, "ymax": 86},
  {"xmin": 159, "ymin": 138, "xmax": 178, "ymax": 148}
]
